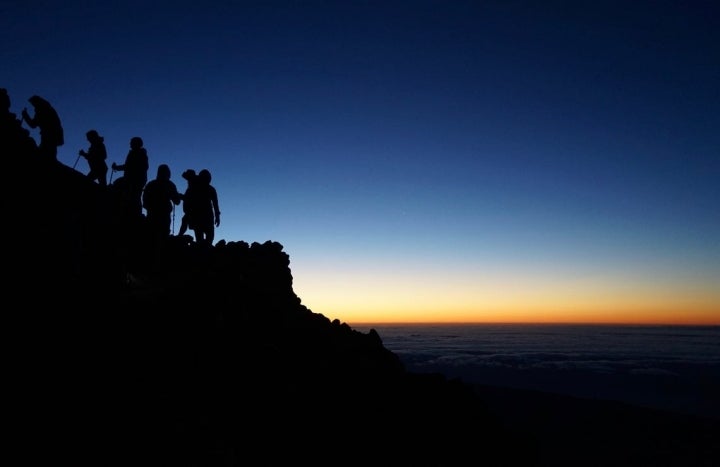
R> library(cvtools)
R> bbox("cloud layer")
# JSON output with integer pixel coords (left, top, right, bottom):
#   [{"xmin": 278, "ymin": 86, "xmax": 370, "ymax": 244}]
[{"xmin": 357, "ymin": 324, "xmax": 720, "ymax": 419}]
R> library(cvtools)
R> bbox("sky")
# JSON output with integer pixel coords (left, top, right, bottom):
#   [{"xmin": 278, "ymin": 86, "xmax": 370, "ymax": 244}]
[{"xmin": 2, "ymin": 0, "xmax": 719, "ymax": 325}]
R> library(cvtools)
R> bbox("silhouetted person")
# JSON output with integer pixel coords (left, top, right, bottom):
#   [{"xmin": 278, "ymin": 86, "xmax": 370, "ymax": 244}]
[
  {"xmin": 143, "ymin": 164, "xmax": 181, "ymax": 245},
  {"xmin": 177, "ymin": 169, "xmax": 197, "ymax": 237},
  {"xmin": 21, "ymin": 95, "xmax": 64, "ymax": 160},
  {"xmin": 79, "ymin": 130, "xmax": 108, "ymax": 186},
  {"xmin": 1, "ymin": 88, "xmax": 36, "ymax": 155},
  {"xmin": 111, "ymin": 136, "xmax": 149, "ymax": 217},
  {"xmin": 185, "ymin": 168, "xmax": 220, "ymax": 246}
]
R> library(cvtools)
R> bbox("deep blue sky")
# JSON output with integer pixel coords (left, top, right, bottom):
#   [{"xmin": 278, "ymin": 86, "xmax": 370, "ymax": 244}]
[{"xmin": 3, "ymin": 1, "xmax": 719, "ymax": 323}]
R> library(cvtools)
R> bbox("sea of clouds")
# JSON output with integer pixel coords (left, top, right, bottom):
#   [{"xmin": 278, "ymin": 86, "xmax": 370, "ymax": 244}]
[{"xmin": 355, "ymin": 324, "xmax": 720, "ymax": 419}]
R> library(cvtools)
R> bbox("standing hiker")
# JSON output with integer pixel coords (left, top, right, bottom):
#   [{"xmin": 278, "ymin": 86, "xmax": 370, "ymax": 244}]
[
  {"xmin": 143, "ymin": 163, "xmax": 182, "ymax": 245},
  {"xmin": 78, "ymin": 129, "xmax": 108, "ymax": 186},
  {"xmin": 184, "ymin": 168, "xmax": 220, "ymax": 246},
  {"xmin": 111, "ymin": 136, "xmax": 149, "ymax": 218},
  {"xmin": 21, "ymin": 95, "xmax": 64, "ymax": 161}
]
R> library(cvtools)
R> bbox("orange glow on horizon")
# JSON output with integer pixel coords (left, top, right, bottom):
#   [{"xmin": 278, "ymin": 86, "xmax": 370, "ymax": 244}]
[
  {"xmin": 341, "ymin": 316, "xmax": 720, "ymax": 326},
  {"xmin": 324, "ymin": 303, "xmax": 720, "ymax": 327},
  {"xmin": 346, "ymin": 314, "xmax": 720, "ymax": 327},
  {"xmin": 307, "ymin": 293, "xmax": 720, "ymax": 326}
]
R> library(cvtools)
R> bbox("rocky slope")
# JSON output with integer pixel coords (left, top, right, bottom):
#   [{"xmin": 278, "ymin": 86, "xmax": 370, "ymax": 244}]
[{"xmin": 4, "ymin": 109, "xmax": 530, "ymax": 466}]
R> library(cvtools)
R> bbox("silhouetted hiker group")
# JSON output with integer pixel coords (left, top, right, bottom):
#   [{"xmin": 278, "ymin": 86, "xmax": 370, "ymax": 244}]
[{"xmin": 1, "ymin": 88, "xmax": 221, "ymax": 247}]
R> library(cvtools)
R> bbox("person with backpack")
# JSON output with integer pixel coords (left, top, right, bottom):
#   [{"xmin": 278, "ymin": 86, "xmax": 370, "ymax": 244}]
[
  {"xmin": 78, "ymin": 129, "xmax": 108, "ymax": 186},
  {"xmin": 143, "ymin": 163, "xmax": 182, "ymax": 245},
  {"xmin": 184, "ymin": 168, "xmax": 220, "ymax": 246},
  {"xmin": 21, "ymin": 95, "xmax": 64, "ymax": 161},
  {"xmin": 111, "ymin": 136, "xmax": 149, "ymax": 218}
]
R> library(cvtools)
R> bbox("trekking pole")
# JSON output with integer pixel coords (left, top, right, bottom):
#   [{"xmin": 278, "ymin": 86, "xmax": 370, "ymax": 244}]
[
  {"xmin": 109, "ymin": 168, "xmax": 115, "ymax": 185},
  {"xmin": 72, "ymin": 153, "xmax": 82, "ymax": 169}
]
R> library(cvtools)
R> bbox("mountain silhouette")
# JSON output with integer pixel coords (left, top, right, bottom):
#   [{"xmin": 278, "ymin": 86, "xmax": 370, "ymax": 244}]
[
  {"xmin": 3, "ymin": 92, "xmax": 719, "ymax": 466},
  {"xmin": 3, "ymin": 98, "xmax": 532, "ymax": 466}
]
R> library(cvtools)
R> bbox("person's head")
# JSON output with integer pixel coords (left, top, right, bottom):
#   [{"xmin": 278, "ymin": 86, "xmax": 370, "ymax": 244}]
[
  {"xmin": 157, "ymin": 164, "xmax": 171, "ymax": 181},
  {"xmin": 130, "ymin": 136, "xmax": 144, "ymax": 149},
  {"xmin": 182, "ymin": 169, "xmax": 196, "ymax": 182},
  {"xmin": 28, "ymin": 95, "xmax": 47, "ymax": 109},
  {"xmin": 86, "ymin": 129, "xmax": 100, "ymax": 142},
  {"xmin": 199, "ymin": 169, "xmax": 211, "ymax": 184}
]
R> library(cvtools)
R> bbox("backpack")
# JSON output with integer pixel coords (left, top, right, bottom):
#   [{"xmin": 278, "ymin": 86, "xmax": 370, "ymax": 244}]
[{"xmin": 142, "ymin": 180, "xmax": 161, "ymax": 211}]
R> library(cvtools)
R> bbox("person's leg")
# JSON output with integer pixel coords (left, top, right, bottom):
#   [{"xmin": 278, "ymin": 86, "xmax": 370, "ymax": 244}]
[
  {"xmin": 178, "ymin": 215, "xmax": 188, "ymax": 236},
  {"xmin": 207, "ymin": 226, "xmax": 215, "ymax": 246},
  {"xmin": 162, "ymin": 211, "xmax": 171, "ymax": 238}
]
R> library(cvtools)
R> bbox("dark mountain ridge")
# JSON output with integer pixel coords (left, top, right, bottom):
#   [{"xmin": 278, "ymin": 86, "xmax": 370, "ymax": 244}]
[
  {"xmin": 4, "ymin": 102, "xmax": 719, "ymax": 466},
  {"xmin": 4, "ymin": 107, "xmax": 531, "ymax": 466}
]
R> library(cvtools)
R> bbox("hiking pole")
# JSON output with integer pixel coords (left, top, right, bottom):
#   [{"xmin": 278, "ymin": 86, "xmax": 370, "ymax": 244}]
[
  {"xmin": 73, "ymin": 153, "xmax": 82, "ymax": 169},
  {"xmin": 109, "ymin": 168, "xmax": 115, "ymax": 185}
]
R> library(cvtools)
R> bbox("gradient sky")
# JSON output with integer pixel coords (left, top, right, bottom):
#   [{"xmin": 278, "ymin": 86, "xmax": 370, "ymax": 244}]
[{"xmin": 3, "ymin": 1, "xmax": 719, "ymax": 324}]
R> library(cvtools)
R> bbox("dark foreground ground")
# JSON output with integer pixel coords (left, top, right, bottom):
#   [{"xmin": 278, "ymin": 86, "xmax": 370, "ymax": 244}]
[{"xmin": 474, "ymin": 384, "xmax": 720, "ymax": 467}]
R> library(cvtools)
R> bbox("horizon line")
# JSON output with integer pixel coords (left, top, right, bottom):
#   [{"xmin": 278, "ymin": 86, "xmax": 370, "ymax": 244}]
[{"xmin": 348, "ymin": 321, "xmax": 720, "ymax": 327}]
